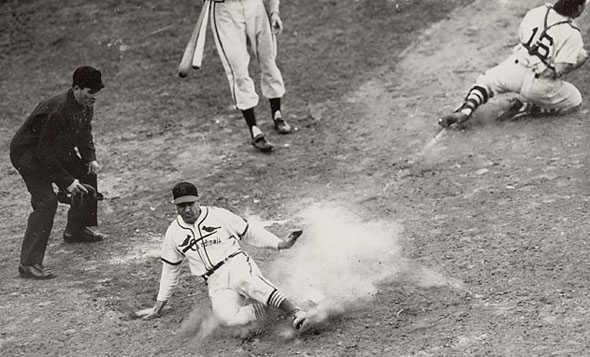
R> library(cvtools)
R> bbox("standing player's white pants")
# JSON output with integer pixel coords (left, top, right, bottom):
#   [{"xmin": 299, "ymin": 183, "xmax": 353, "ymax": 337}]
[
  {"xmin": 476, "ymin": 55, "xmax": 582, "ymax": 111},
  {"xmin": 211, "ymin": 0, "xmax": 285, "ymax": 111},
  {"xmin": 206, "ymin": 253, "xmax": 277, "ymax": 326}
]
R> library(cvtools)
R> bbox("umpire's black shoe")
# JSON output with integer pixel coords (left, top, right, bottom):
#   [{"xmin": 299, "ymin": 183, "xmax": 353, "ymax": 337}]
[
  {"xmin": 19, "ymin": 264, "xmax": 56, "ymax": 280},
  {"xmin": 251, "ymin": 133, "xmax": 274, "ymax": 153},
  {"xmin": 64, "ymin": 227, "xmax": 105, "ymax": 243}
]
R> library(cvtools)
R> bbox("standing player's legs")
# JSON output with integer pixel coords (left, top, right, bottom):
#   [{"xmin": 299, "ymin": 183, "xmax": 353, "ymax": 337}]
[
  {"xmin": 247, "ymin": 1, "xmax": 292, "ymax": 134},
  {"xmin": 439, "ymin": 57, "xmax": 526, "ymax": 127},
  {"xmin": 211, "ymin": 1, "xmax": 273, "ymax": 152}
]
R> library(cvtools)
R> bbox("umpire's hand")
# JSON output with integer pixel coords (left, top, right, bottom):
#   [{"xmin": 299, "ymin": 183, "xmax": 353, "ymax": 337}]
[
  {"xmin": 66, "ymin": 179, "xmax": 89, "ymax": 195},
  {"xmin": 88, "ymin": 160, "xmax": 101, "ymax": 175}
]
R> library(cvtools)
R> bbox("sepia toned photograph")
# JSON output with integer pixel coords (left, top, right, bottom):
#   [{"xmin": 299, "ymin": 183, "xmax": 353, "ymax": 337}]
[{"xmin": 1, "ymin": 0, "xmax": 589, "ymax": 356}]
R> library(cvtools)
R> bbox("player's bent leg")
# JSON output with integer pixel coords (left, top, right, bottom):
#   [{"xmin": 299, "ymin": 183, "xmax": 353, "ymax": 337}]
[
  {"xmin": 495, "ymin": 97, "xmax": 532, "ymax": 121},
  {"xmin": 524, "ymin": 80, "xmax": 582, "ymax": 117},
  {"xmin": 210, "ymin": 288, "xmax": 260, "ymax": 326},
  {"xmin": 438, "ymin": 85, "xmax": 490, "ymax": 127}
]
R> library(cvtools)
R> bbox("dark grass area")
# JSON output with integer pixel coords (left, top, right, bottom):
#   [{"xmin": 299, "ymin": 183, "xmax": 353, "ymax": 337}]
[{"xmin": 1, "ymin": 0, "xmax": 472, "ymax": 133}]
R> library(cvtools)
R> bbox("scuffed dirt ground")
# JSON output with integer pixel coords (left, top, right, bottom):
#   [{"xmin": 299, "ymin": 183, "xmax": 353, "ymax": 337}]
[{"xmin": 2, "ymin": 0, "xmax": 590, "ymax": 356}]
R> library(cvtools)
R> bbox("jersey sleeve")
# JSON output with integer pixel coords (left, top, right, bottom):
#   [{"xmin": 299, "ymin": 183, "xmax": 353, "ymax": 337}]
[
  {"xmin": 156, "ymin": 261, "xmax": 181, "ymax": 302},
  {"xmin": 554, "ymin": 28, "xmax": 583, "ymax": 65},
  {"xmin": 241, "ymin": 221, "xmax": 282, "ymax": 249},
  {"xmin": 217, "ymin": 207, "xmax": 249, "ymax": 238},
  {"xmin": 160, "ymin": 224, "xmax": 184, "ymax": 265}
]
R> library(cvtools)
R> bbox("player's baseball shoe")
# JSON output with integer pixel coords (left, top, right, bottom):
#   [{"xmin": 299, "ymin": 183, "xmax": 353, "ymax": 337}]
[
  {"xmin": 291, "ymin": 309, "xmax": 309, "ymax": 330},
  {"xmin": 63, "ymin": 227, "xmax": 105, "ymax": 243},
  {"xmin": 251, "ymin": 133, "xmax": 274, "ymax": 152},
  {"xmin": 273, "ymin": 111, "xmax": 293, "ymax": 134},
  {"xmin": 19, "ymin": 263, "xmax": 56, "ymax": 280},
  {"xmin": 438, "ymin": 112, "xmax": 469, "ymax": 128},
  {"xmin": 496, "ymin": 98, "xmax": 530, "ymax": 121}
]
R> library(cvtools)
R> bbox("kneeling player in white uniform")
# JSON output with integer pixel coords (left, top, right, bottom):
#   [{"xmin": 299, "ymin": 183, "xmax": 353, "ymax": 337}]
[
  {"xmin": 136, "ymin": 182, "xmax": 308, "ymax": 330},
  {"xmin": 439, "ymin": 0, "xmax": 589, "ymax": 128}
]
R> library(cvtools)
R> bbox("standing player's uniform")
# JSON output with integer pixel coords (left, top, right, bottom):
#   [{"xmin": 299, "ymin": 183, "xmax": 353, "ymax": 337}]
[
  {"xmin": 208, "ymin": 0, "xmax": 292, "ymax": 152},
  {"xmin": 210, "ymin": 0, "xmax": 284, "ymax": 111},
  {"xmin": 157, "ymin": 206, "xmax": 290, "ymax": 326},
  {"xmin": 439, "ymin": 2, "xmax": 588, "ymax": 127}
]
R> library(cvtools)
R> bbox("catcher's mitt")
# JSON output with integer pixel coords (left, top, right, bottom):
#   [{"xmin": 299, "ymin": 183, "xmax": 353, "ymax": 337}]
[{"xmin": 57, "ymin": 184, "xmax": 103, "ymax": 205}]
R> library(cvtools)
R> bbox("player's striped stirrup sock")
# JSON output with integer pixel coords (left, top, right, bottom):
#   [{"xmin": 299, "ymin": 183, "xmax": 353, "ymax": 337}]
[
  {"xmin": 253, "ymin": 303, "xmax": 267, "ymax": 320},
  {"xmin": 267, "ymin": 289, "xmax": 286, "ymax": 309},
  {"xmin": 460, "ymin": 85, "xmax": 489, "ymax": 116}
]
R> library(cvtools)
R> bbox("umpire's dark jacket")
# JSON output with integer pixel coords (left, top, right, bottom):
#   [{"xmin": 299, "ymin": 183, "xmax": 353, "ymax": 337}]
[{"xmin": 10, "ymin": 88, "xmax": 96, "ymax": 188}]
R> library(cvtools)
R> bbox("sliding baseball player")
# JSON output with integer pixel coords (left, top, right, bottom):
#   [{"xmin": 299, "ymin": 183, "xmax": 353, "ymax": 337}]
[
  {"xmin": 209, "ymin": 0, "xmax": 293, "ymax": 152},
  {"xmin": 439, "ymin": 0, "xmax": 589, "ymax": 127},
  {"xmin": 136, "ymin": 182, "xmax": 309, "ymax": 330}
]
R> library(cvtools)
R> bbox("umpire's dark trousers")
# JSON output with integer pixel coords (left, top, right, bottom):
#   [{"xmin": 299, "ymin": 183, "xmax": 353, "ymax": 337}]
[{"xmin": 11, "ymin": 155, "xmax": 98, "ymax": 266}]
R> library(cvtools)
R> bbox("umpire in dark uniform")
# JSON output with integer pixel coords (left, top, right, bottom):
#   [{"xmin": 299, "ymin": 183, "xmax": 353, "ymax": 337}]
[{"xmin": 10, "ymin": 66, "xmax": 106, "ymax": 280}]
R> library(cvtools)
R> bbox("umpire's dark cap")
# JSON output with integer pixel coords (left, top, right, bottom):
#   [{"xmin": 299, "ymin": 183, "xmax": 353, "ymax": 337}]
[
  {"xmin": 173, "ymin": 182, "xmax": 199, "ymax": 204},
  {"xmin": 72, "ymin": 66, "xmax": 104, "ymax": 91}
]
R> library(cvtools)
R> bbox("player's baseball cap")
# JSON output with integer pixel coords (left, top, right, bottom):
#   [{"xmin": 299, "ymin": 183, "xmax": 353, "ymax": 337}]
[
  {"xmin": 72, "ymin": 66, "xmax": 104, "ymax": 92},
  {"xmin": 172, "ymin": 182, "xmax": 199, "ymax": 204}
]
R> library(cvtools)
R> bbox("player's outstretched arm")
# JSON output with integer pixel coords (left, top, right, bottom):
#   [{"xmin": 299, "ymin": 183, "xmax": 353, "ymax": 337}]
[
  {"xmin": 277, "ymin": 230, "xmax": 303, "ymax": 250},
  {"xmin": 134, "ymin": 261, "xmax": 181, "ymax": 319},
  {"xmin": 135, "ymin": 301, "xmax": 166, "ymax": 320}
]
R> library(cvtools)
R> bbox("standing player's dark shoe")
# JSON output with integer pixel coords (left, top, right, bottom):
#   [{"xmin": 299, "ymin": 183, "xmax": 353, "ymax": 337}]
[
  {"xmin": 19, "ymin": 264, "xmax": 56, "ymax": 280},
  {"xmin": 273, "ymin": 111, "xmax": 293, "ymax": 134},
  {"xmin": 64, "ymin": 227, "xmax": 105, "ymax": 243},
  {"xmin": 251, "ymin": 133, "xmax": 274, "ymax": 152}
]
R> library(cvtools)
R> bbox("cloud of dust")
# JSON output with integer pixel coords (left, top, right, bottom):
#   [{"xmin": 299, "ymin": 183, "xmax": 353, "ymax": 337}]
[{"xmin": 267, "ymin": 203, "xmax": 405, "ymax": 324}]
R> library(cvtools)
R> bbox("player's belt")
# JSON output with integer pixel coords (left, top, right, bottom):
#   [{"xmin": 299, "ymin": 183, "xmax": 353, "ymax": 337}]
[
  {"xmin": 202, "ymin": 250, "xmax": 245, "ymax": 281},
  {"xmin": 514, "ymin": 59, "xmax": 541, "ymax": 79}
]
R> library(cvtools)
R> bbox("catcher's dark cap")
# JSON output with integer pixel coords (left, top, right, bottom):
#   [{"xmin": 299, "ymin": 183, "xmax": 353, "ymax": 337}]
[
  {"xmin": 72, "ymin": 66, "xmax": 104, "ymax": 92},
  {"xmin": 173, "ymin": 182, "xmax": 199, "ymax": 204}
]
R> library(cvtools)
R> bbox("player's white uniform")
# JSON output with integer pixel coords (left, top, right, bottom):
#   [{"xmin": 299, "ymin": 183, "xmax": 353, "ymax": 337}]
[
  {"xmin": 210, "ymin": 0, "xmax": 285, "ymax": 110},
  {"xmin": 475, "ymin": 4, "xmax": 583, "ymax": 110},
  {"xmin": 157, "ymin": 206, "xmax": 285, "ymax": 326}
]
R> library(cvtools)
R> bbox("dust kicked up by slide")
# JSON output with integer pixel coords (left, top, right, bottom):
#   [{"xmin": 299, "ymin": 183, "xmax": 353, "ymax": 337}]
[{"xmin": 270, "ymin": 204, "xmax": 405, "ymax": 332}]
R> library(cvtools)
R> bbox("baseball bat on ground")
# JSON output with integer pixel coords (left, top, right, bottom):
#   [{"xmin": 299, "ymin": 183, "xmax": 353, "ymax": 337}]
[
  {"xmin": 192, "ymin": 1, "xmax": 211, "ymax": 70},
  {"xmin": 178, "ymin": 0, "xmax": 211, "ymax": 78}
]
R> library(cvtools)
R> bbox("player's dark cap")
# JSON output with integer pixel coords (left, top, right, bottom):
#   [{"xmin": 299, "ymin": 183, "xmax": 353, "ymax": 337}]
[
  {"xmin": 72, "ymin": 66, "xmax": 104, "ymax": 92},
  {"xmin": 173, "ymin": 182, "xmax": 199, "ymax": 204},
  {"xmin": 554, "ymin": 0, "xmax": 587, "ymax": 16}
]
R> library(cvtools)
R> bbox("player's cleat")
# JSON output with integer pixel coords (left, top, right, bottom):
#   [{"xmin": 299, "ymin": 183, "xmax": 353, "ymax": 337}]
[
  {"xmin": 273, "ymin": 111, "xmax": 293, "ymax": 134},
  {"xmin": 63, "ymin": 227, "xmax": 105, "ymax": 243},
  {"xmin": 496, "ymin": 98, "xmax": 530, "ymax": 121},
  {"xmin": 251, "ymin": 133, "xmax": 274, "ymax": 152},
  {"xmin": 19, "ymin": 264, "xmax": 56, "ymax": 280},
  {"xmin": 291, "ymin": 309, "xmax": 309, "ymax": 330},
  {"xmin": 438, "ymin": 112, "xmax": 469, "ymax": 128}
]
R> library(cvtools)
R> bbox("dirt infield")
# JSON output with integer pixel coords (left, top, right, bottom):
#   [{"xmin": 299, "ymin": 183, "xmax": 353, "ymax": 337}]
[{"xmin": 2, "ymin": 0, "xmax": 590, "ymax": 356}]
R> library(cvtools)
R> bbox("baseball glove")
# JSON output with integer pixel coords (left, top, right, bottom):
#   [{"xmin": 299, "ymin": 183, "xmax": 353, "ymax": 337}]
[{"xmin": 57, "ymin": 184, "xmax": 103, "ymax": 205}]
